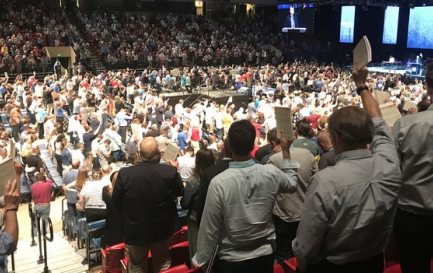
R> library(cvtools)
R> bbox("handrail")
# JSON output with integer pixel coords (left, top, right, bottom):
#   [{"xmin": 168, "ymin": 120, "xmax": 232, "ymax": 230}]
[
  {"xmin": 28, "ymin": 203, "xmax": 37, "ymax": 247},
  {"xmin": 36, "ymin": 214, "xmax": 44, "ymax": 264},
  {"xmin": 40, "ymin": 217, "xmax": 54, "ymax": 273}
]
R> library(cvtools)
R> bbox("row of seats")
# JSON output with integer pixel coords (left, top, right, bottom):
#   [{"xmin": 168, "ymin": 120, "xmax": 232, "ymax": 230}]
[{"xmin": 101, "ymin": 226, "xmax": 193, "ymax": 273}]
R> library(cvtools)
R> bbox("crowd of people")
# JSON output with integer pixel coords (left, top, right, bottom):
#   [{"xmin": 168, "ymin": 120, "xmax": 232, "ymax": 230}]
[
  {"xmin": 0, "ymin": 57, "xmax": 431, "ymax": 273},
  {"xmin": 76, "ymin": 11, "xmax": 284, "ymax": 69},
  {"xmin": 0, "ymin": 0, "xmax": 88, "ymax": 74}
]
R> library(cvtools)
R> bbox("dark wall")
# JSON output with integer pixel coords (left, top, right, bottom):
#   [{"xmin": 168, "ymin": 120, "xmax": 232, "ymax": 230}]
[{"xmin": 312, "ymin": 5, "xmax": 433, "ymax": 63}]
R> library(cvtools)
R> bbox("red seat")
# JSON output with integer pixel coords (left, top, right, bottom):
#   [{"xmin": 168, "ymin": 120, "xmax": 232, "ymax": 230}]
[
  {"xmin": 169, "ymin": 226, "xmax": 188, "ymax": 247},
  {"xmin": 170, "ymin": 241, "xmax": 190, "ymax": 267},
  {"xmin": 101, "ymin": 243, "xmax": 126, "ymax": 273},
  {"xmin": 284, "ymin": 257, "xmax": 297, "ymax": 271},
  {"xmin": 274, "ymin": 263, "xmax": 285, "ymax": 273},
  {"xmin": 160, "ymin": 264, "xmax": 190, "ymax": 273},
  {"xmin": 120, "ymin": 257, "xmax": 128, "ymax": 273}
]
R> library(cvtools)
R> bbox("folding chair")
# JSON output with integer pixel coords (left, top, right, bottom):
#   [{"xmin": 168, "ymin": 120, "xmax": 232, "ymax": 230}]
[
  {"xmin": 169, "ymin": 226, "xmax": 188, "ymax": 247},
  {"xmin": 85, "ymin": 219, "xmax": 106, "ymax": 270}
]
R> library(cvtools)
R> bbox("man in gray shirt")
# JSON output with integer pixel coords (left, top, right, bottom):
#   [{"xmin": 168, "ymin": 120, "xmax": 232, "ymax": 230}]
[
  {"xmin": 293, "ymin": 68, "xmax": 402, "ymax": 273},
  {"xmin": 393, "ymin": 63, "xmax": 433, "ymax": 273},
  {"xmin": 193, "ymin": 120, "xmax": 299, "ymax": 273},
  {"xmin": 265, "ymin": 128, "xmax": 318, "ymax": 260},
  {"xmin": 62, "ymin": 159, "xmax": 80, "ymax": 217}
]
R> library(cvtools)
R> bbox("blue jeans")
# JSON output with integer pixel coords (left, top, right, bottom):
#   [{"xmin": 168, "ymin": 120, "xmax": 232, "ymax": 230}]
[{"xmin": 35, "ymin": 204, "xmax": 50, "ymax": 219}]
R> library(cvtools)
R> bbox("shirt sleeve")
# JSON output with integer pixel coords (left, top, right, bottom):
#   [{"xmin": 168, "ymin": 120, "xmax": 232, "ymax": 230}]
[
  {"xmin": 192, "ymin": 180, "xmax": 223, "ymax": 266},
  {"xmin": 292, "ymin": 175, "xmax": 329, "ymax": 270},
  {"xmin": 0, "ymin": 231, "xmax": 14, "ymax": 255},
  {"xmin": 370, "ymin": 117, "xmax": 402, "ymax": 194},
  {"xmin": 275, "ymin": 159, "xmax": 300, "ymax": 193}
]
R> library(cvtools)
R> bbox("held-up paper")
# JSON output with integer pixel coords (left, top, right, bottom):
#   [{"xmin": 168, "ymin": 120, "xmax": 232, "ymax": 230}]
[
  {"xmin": 274, "ymin": 106, "xmax": 294, "ymax": 140},
  {"xmin": 0, "ymin": 157, "xmax": 16, "ymax": 195},
  {"xmin": 403, "ymin": 100, "xmax": 417, "ymax": 112},
  {"xmin": 375, "ymin": 91, "xmax": 390, "ymax": 105},
  {"xmin": 162, "ymin": 143, "xmax": 179, "ymax": 162},
  {"xmin": 379, "ymin": 102, "xmax": 402, "ymax": 127},
  {"xmin": 353, "ymin": 36, "xmax": 372, "ymax": 72},
  {"xmin": 9, "ymin": 140, "xmax": 15, "ymax": 159}
]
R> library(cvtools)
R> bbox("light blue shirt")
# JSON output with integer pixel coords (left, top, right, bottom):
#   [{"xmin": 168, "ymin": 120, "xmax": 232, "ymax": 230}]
[{"xmin": 193, "ymin": 158, "xmax": 299, "ymax": 265}]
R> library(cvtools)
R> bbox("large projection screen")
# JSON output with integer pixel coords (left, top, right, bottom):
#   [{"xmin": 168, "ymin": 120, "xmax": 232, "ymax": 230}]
[
  {"xmin": 383, "ymin": 6, "xmax": 399, "ymax": 44},
  {"xmin": 407, "ymin": 6, "xmax": 433, "ymax": 49},
  {"xmin": 340, "ymin": 6, "xmax": 356, "ymax": 43}
]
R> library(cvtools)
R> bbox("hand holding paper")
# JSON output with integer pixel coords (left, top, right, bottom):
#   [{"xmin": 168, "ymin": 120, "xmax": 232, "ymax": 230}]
[{"xmin": 353, "ymin": 36, "xmax": 372, "ymax": 72}]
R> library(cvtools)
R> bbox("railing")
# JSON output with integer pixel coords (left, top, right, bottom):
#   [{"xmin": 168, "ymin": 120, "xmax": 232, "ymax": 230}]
[{"xmin": 40, "ymin": 217, "xmax": 54, "ymax": 273}]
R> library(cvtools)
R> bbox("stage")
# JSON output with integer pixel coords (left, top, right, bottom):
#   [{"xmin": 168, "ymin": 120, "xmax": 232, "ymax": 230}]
[{"xmin": 161, "ymin": 89, "xmax": 251, "ymax": 109}]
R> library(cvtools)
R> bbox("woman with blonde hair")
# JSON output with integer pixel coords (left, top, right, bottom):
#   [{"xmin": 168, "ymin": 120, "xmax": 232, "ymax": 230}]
[
  {"xmin": 64, "ymin": 166, "xmax": 89, "ymax": 217},
  {"xmin": 78, "ymin": 169, "xmax": 107, "ymax": 222}
]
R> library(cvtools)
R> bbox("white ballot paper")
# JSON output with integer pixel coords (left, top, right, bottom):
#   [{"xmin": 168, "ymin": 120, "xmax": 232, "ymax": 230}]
[
  {"xmin": 353, "ymin": 36, "xmax": 372, "ymax": 72},
  {"xmin": 0, "ymin": 157, "xmax": 16, "ymax": 195},
  {"xmin": 274, "ymin": 106, "xmax": 294, "ymax": 140},
  {"xmin": 162, "ymin": 143, "xmax": 179, "ymax": 162},
  {"xmin": 403, "ymin": 100, "xmax": 417, "ymax": 112},
  {"xmin": 9, "ymin": 140, "xmax": 15, "ymax": 159},
  {"xmin": 375, "ymin": 91, "xmax": 390, "ymax": 105},
  {"xmin": 379, "ymin": 102, "xmax": 402, "ymax": 127}
]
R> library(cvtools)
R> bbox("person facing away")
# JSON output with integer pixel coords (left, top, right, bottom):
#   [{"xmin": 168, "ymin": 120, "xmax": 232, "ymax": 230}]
[
  {"xmin": 292, "ymin": 68, "xmax": 402, "ymax": 273},
  {"xmin": 192, "ymin": 120, "xmax": 299, "ymax": 273},
  {"xmin": 30, "ymin": 172, "xmax": 53, "ymax": 219},
  {"xmin": 112, "ymin": 137, "xmax": 184, "ymax": 273},
  {"xmin": 392, "ymin": 63, "xmax": 433, "ymax": 273}
]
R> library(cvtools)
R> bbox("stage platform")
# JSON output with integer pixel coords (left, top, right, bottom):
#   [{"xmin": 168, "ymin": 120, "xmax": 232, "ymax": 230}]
[
  {"xmin": 368, "ymin": 66, "xmax": 407, "ymax": 75},
  {"xmin": 161, "ymin": 89, "xmax": 251, "ymax": 109}
]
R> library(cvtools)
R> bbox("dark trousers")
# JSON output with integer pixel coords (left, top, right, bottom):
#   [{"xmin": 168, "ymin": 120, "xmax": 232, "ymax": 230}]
[
  {"xmin": 67, "ymin": 203, "xmax": 77, "ymax": 218},
  {"xmin": 214, "ymin": 254, "xmax": 274, "ymax": 273},
  {"xmin": 273, "ymin": 214, "xmax": 299, "ymax": 259},
  {"xmin": 305, "ymin": 253, "xmax": 384, "ymax": 273},
  {"xmin": 118, "ymin": 126, "xmax": 127, "ymax": 143},
  {"xmin": 38, "ymin": 122, "xmax": 44, "ymax": 139},
  {"xmin": 394, "ymin": 208, "xmax": 433, "ymax": 273},
  {"xmin": 85, "ymin": 208, "xmax": 106, "ymax": 223}
]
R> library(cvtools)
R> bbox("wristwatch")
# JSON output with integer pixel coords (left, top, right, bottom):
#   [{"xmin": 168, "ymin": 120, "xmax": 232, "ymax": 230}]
[{"xmin": 356, "ymin": 85, "xmax": 369, "ymax": 96}]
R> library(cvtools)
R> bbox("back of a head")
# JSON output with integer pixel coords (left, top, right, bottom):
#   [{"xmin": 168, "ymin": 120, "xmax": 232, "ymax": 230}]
[
  {"xmin": 35, "ymin": 172, "xmax": 46, "ymax": 182},
  {"xmin": 71, "ymin": 159, "xmax": 81, "ymax": 169},
  {"xmin": 328, "ymin": 106, "xmax": 373, "ymax": 149},
  {"xmin": 102, "ymin": 165, "xmax": 112, "ymax": 175},
  {"xmin": 222, "ymin": 138, "xmax": 233, "ymax": 158},
  {"xmin": 185, "ymin": 146, "xmax": 195, "ymax": 155},
  {"xmin": 296, "ymin": 118, "xmax": 313, "ymax": 138},
  {"xmin": 228, "ymin": 120, "xmax": 255, "ymax": 157},
  {"xmin": 267, "ymin": 128, "xmax": 280, "ymax": 146},
  {"xmin": 195, "ymin": 149, "xmax": 215, "ymax": 176},
  {"xmin": 140, "ymin": 137, "xmax": 161, "ymax": 161},
  {"xmin": 317, "ymin": 131, "xmax": 332, "ymax": 150}
]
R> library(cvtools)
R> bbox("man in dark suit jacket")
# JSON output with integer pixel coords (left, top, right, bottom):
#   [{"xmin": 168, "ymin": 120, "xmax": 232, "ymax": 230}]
[
  {"xmin": 196, "ymin": 139, "xmax": 232, "ymax": 225},
  {"xmin": 112, "ymin": 137, "xmax": 184, "ymax": 273},
  {"xmin": 317, "ymin": 131, "xmax": 336, "ymax": 170}
]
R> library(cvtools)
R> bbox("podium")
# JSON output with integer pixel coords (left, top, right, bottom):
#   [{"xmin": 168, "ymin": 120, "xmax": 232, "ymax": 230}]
[{"xmin": 282, "ymin": 27, "xmax": 307, "ymax": 33}]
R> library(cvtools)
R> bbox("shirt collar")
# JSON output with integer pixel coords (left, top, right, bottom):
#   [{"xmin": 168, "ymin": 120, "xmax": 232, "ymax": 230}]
[
  {"xmin": 335, "ymin": 149, "xmax": 371, "ymax": 163},
  {"xmin": 229, "ymin": 159, "xmax": 255, "ymax": 169}
]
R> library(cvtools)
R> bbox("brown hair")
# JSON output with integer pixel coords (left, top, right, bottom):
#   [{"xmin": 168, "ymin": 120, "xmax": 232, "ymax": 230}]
[
  {"xmin": 76, "ymin": 167, "xmax": 89, "ymax": 192},
  {"xmin": 328, "ymin": 106, "xmax": 373, "ymax": 149}
]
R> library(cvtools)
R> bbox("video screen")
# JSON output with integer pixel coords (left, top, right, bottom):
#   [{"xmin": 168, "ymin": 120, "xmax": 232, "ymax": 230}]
[
  {"xmin": 407, "ymin": 6, "xmax": 433, "ymax": 49},
  {"xmin": 383, "ymin": 6, "xmax": 400, "ymax": 44},
  {"xmin": 277, "ymin": 3, "xmax": 315, "ymax": 34},
  {"xmin": 340, "ymin": 6, "xmax": 356, "ymax": 43}
]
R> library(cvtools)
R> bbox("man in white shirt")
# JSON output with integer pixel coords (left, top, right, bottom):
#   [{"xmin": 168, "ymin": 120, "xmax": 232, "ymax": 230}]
[{"xmin": 177, "ymin": 146, "xmax": 195, "ymax": 183}]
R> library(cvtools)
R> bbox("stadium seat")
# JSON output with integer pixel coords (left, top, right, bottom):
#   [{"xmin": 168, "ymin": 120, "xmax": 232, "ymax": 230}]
[
  {"xmin": 284, "ymin": 257, "xmax": 297, "ymax": 271},
  {"xmin": 85, "ymin": 219, "xmax": 106, "ymax": 270},
  {"xmin": 120, "ymin": 257, "xmax": 128, "ymax": 273},
  {"xmin": 274, "ymin": 262, "xmax": 286, "ymax": 273},
  {"xmin": 169, "ymin": 241, "xmax": 190, "ymax": 267},
  {"xmin": 101, "ymin": 242, "xmax": 125, "ymax": 273},
  {"xmin": 169, "ymin": 226, "xmax": 188, "ymax": 246},
  {"xmin": 160, "ymin": 264, "xmax": 190, "ymax": 273}
]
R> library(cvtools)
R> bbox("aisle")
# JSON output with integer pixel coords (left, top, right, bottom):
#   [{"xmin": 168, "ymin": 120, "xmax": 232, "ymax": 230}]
[{"xmin": 8, "ymin": 232, "xmax": 88, "ymax": 273}]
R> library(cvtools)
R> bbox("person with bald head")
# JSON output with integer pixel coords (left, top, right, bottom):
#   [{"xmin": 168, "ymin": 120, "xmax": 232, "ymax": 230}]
[
  {"xmin": 316, "ymin": 131, "xmax": 336, "ymax": 170},
  {"xmin": 112, "ymin": 137, "xmax": 184, "ymax": 273}
]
